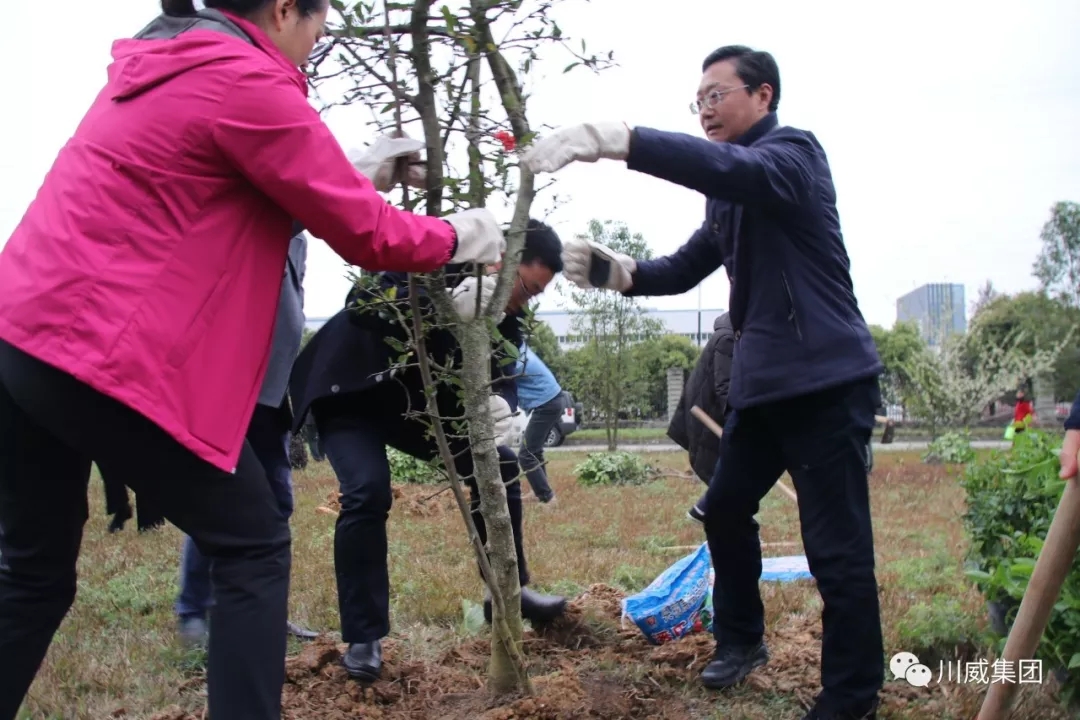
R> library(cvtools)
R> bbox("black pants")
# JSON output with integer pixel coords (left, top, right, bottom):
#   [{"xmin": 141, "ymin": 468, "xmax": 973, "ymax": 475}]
[
  {"xmin": 101, "ymin": 472, "xmax": 166, "ymax": 531},
  {"xmin": 703, "ymin": 377, "xmax": 883, "ymax": 716},
  {"xmin": 314, "ymin": 383, "xmax": 528, "ymax": 644},
  {"xmin": 0, "ymin": 340, "xmax": 290, "ymax": 720}
]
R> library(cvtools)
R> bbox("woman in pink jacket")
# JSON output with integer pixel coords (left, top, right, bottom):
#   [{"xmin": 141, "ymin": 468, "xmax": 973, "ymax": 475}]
[{"xmin": 0, "ymin": 1, "xmax": 504, "ymax": 718}]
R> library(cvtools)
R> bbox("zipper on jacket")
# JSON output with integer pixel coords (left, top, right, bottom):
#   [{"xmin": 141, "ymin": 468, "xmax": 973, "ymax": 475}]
[{"xmin": 780, "ymin": 272, "xmax": 803, "ymax": 341}]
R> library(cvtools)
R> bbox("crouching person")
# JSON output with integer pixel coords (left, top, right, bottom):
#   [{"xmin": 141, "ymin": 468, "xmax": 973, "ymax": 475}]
[
  {"xmin": 288, "ymin": 220, "xmax": 569, "ymax": 682},
  {"xmin": 667, "ymin": 312, "xmax": 734, "ymax": 523}
]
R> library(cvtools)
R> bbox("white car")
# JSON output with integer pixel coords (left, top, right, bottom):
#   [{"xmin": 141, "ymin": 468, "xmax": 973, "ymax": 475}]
[{"xmin": 509, "ymin": 391, "xmax": 583, "ymax": 448}]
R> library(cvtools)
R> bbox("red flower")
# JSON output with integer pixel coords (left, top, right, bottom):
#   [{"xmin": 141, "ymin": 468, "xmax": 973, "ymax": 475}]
[{"xmin": 494, "ymin": 130, "xmax": 516, "ymax": 152}]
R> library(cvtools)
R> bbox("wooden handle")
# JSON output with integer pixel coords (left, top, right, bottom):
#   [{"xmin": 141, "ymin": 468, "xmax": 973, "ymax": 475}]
[
  {"xmin": 978, "ymin": 473, "xmax": 1080, "ymax": 719},
  {"xmin": 690, "ymin": 405, "xmax": 798, "ymax": 505},
  {"xmin": 691, "ymin": 405, "xmax": 724, "ymax": 438}
]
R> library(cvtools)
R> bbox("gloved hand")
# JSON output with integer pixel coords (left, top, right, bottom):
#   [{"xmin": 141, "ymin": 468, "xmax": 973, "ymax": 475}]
[
  {"xmin": 347, "ymin": 132, "xmax": 427, "ymax": 192},
  {"xmin": 561, "ymin": 236, "xmax": 636, "ymax": 292},
  {"xmin": 1060, "ymin": 429, "xmax": 1080, "ymax": 479},
  {"xmin": 522, "ymin": 121, "xmax": 631, "ymax": 174},
  {"xmin": 450, "ymin": 274, "xmax": 501, "ymax": 322},
  {"xmin": 488, "ymin": 395, "xmax": 514, "ymax": 446},
  {"xmin": 443, "ymin": 208, "xmax": 506, "ymax": 265}
]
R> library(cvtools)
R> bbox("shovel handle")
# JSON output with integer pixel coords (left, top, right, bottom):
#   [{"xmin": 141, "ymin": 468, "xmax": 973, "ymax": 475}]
[{"xmin": 690, "ymin": 405, "xmax": 797, "ymax": 504}]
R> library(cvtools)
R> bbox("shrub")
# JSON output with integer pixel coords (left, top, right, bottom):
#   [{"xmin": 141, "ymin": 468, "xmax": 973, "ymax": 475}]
[
  {"xmin": 574, "ymin": 451, "xmax": 653, "ymax": 487},
  {"xmin": 960, "ymin": 429, "xmax": 1080, "ymax": 704},
  {"xmin": 388, "ymin": 448, "xmax": 443, "ymax": 485},
  {"xmin": 923, "ymin": 431, "xmax": 975, "ymax": 465}
]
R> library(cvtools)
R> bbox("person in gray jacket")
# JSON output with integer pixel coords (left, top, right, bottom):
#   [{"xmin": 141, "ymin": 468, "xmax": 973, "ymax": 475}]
[
  {"xmin": 174, "ymin": 226, "xmax": 317, "ymax": 647},
  {"xmin": 667, "ymin": 313, "xmax": 735, "ymax": 523}
]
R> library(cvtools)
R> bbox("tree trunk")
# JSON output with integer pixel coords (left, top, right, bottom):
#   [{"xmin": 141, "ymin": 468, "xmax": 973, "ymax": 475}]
[{"xmin": 459, "ymin": 322, "xmax": 526, "ymax": 693}]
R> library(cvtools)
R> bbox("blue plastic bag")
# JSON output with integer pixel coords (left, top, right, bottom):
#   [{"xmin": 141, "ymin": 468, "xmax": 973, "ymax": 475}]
[{"xmin": 621, "ymin": 542, "xmax": 712, "ymax": 645}]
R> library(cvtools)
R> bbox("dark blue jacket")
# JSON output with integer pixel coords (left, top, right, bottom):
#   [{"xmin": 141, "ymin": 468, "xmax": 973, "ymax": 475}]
[
  {"xmin": 1065, "ymin": 391, "xmax": 1080, "ymax": 431},
  {"xmin": 624, "ymin": 112, "xmax": 882, "ymax": 409}
]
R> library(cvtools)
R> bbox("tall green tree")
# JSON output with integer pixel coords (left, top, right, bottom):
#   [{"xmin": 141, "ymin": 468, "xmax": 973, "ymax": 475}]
[
  {"xmin": 869, "ymin": 321, "xmax": 926, "ymax": 412},
  {"xmin": 568, "ymin": 220, "xmax": 661, "ymax": 449},
  {"xmin": 631, "ymin": 333, "xmax": 701, "ymax": 417},
  {"xmin": 1033, "ymin": 201, "xmax": 1080, "ymax": 308}
]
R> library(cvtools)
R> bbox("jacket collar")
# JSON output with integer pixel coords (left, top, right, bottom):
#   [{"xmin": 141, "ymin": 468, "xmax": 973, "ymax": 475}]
[
  {"xmin": 219, "ymin": 11, "xmax": 308, "ymax": 95},
  {"xmin": 733, "ymin": 112, "xmax": 778, "ymax": 147}
]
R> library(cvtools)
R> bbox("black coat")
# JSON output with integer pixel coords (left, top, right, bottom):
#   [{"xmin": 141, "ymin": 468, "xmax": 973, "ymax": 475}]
[
  {"xmin": 667, "ymin": 313, "xmax": 735, "ymax": 484},
  {"xmin": 289, "ymin": 266, "xmax": 523, "ymax": 434}
]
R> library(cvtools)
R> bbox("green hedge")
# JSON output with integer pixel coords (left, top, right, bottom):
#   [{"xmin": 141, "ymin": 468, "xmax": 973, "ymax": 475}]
[{"xmin": 960, "ymin": 429, "xmax": 1080, "ymax": 704}]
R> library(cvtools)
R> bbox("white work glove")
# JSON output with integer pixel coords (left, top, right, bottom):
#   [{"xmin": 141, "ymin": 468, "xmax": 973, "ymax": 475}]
[
  {"xmin": 443, "ymin": 208, "xmax": 506, "ymax": 265},
  {"xmin": 488, "ymin": 395, "xmax": 514, "ymax": 446},
  {"xmin": 449, "ymin": 274, "xmax": 502, "ymax": 322},
  {"xmin": 347, "ymin": 133, "xmax": 426, "ymax": 192},
  {"xmin": 562, "ymin": 236, "xmax": 636, "ymax": 292},
  {"xmin": 522, "ymin": 121, "xmax": 631, "ymax": 174}
]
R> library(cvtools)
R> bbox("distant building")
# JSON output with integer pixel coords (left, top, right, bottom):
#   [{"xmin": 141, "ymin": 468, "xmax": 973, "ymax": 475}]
[
  {"xmin": 896, "ymin": 283, "xmax": 966, "ymax": 347},
  {"xmin": 305, "ymin": 307, "xmax": 729, "ymax": 350},
  {"xmin": 536, "ymin": 307, "xmax": 727, "ymax": 349}
]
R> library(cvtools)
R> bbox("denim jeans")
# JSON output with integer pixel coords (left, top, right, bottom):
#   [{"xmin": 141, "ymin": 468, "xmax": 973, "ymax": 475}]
[{"xmin": 518, "ymin": 393, "xmax": 564, "ymax": 501}]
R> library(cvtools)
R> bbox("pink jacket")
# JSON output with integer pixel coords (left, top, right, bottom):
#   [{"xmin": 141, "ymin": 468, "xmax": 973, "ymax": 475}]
[{"xmin": 0, "ymin": 12, "xmax": 456, "ymax": 473}]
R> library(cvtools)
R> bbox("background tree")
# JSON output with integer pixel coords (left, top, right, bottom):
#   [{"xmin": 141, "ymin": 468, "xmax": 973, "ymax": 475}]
[
  {"xmin": 315, "ymin": 0, "xmax": 612, "ymax": 695},
  {"xmin": 1033, "ymin": 200, "xmax": 1080, "ymax": 308},
  {"xmin": 967, "ymin": 291, "xmax": 1080, "ymax": 402},
  {"xmin": 631, "ymin": 333, "xmax": 701, "ymax": 418},
  {"xmin": 902, "ymin": 327, "xmax": 1066, "ymax": 438},
  {"xmin": 869, "ymin": 321, "xmax": 926, "ymax": 417},
  {"xmin": 567, "ymin": 219, "xmax": 661, "ymax": 448}
]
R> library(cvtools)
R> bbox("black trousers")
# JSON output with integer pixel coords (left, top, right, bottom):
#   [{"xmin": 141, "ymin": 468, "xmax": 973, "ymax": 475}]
[
  {"xmin": 314, "ymin": 382, "xmax": 528, "ymax": 644},
  {"xmin": 703, "ymin": 377, "xmax": 883, "ymax": 716},
  {"xmin": 0, "ymin": 340, "xmax": 290, "ymax": 720}
]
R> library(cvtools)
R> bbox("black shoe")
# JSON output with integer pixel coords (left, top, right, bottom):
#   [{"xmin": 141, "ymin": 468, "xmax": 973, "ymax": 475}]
[
  {"xmin": 483, "ymin": 587, "xmax": 568, "ymax": 626},
  {"xmin": 801, "ymin": 701, "xmax": 878, "ymax": 719},
  {"xmin": 701, "ymin": 641, "xmax": 769, "ymax": 689},
  {"xmin": 108, "ymin": 505, "xmax": 132, "ymax": 533},
  {"xmin": 341, "ymin": 640, "xmax": 382, "ymax": 682},
  {"xmin": 287, "ymin": 620, "xmax": 318, "ymax": 640},
  {"xmin": 686, "ymin": 503, "xmax": 706, "ymax": 524}
]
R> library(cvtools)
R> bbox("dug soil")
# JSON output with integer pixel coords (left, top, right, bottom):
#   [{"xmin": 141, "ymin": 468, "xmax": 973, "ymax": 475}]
[{"xmin": 149, "ymin": 583, "xmax": 988, "ymax": 720}]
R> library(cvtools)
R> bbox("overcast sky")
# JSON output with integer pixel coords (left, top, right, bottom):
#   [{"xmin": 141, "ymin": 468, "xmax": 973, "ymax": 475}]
[{"xmin": 2, "ymin": 0, "xmax": 1078, "ymax": 329}]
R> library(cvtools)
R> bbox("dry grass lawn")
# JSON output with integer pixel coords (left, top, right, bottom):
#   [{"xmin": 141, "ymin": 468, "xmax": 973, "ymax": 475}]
[{"xmin": 14, "ymin": 450, "xmax": 1074, "ymax": 719}]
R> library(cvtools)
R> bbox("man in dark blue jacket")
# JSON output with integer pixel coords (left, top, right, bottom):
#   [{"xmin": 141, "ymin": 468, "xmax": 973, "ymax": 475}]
[{"xmin": 524, "ymin": 46, "xmax": 884, "ymax": 720}]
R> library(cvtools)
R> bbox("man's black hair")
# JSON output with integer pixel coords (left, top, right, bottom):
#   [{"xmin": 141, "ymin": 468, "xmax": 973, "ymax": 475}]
[
  {"xmin": 520, "ymin": 218, "xmax": 563, "ymax": 273},
  {"xmin": 701, "ymin": 45, "xmax": 781, "ymax": 113}
]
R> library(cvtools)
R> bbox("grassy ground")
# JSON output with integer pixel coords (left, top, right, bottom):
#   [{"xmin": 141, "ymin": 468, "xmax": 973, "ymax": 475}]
[
  {"xmin": 15, "ymin": 451, "xmax": 1072, "ymax": 719},
  {"xmin": 567, "ymin": 426, "xmax": 1013, "ymax": 444}
]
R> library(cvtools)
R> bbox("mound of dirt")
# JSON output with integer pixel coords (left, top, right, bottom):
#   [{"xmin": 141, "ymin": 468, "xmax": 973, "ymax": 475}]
[
  {"xmin": 159, "ymin": 582, "xmax": 1069, "ymax": 719},
  {"xmin": 317, "ymin": 486, "xmax": 457, "ymax": 519}
]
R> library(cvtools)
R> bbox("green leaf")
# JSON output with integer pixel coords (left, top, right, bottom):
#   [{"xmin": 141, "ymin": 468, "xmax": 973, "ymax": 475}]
[
  {"xmin": 461, "ymin": 598, "xmax": 486, "ymax": 635},
  {"xmin": 1070, "ymin": 653, "xmax": 1080, "ymax": 669}
]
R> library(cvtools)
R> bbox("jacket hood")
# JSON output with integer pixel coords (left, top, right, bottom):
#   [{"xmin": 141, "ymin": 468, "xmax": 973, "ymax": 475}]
[
  {"xmin": 713, "ymin": 312, "xmax": 732, "ymax": 332},
  {"xmin": 107, "ymin": 9, "xmax": 303, "ymax": 101}
]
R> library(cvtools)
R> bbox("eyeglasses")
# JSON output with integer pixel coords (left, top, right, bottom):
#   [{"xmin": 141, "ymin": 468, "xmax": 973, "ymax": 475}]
[
  {"xmin": 690, "ymin": 84, "xmax": 750, "ymax": 115},
  {"xmin": 517, "ymin": 273, "xmax": 542, "ymax": 301}
]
